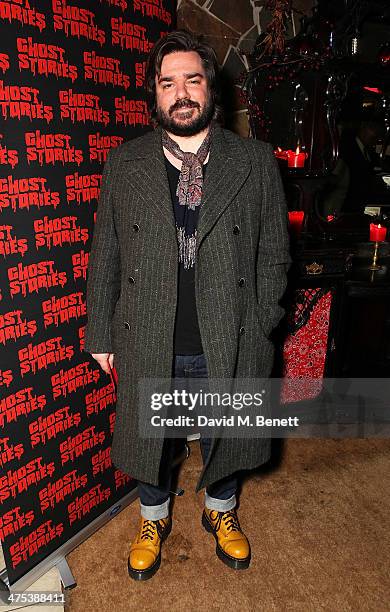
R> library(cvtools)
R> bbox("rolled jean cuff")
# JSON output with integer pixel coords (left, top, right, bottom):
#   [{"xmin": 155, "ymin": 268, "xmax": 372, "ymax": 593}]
[
  {"xmin": 205, "ymin": 492, "xmax": 236, "ymax": 512},
  {"xmin": 140, "ymin": 498, "xmax": 170, "ymax": 521}
]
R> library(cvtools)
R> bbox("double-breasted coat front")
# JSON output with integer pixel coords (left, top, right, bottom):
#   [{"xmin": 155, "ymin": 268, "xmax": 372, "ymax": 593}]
[{"xmin": 83, "ymin": 124, "xmax": 290, "ymax": 492}]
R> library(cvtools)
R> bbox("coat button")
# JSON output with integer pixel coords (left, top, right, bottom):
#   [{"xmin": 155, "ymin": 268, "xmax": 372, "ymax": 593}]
[
  {"xmin": 128, "ymin": 276, "xmax": 135, "ymax": 284},
  {"xmin": 233, "ymin": 225, "xmax": 240, "ymax": 234},
  {"xmin": 238, "ymin": 277, "xmax": 246, "ymax": 287},
  {"xmin": 239, "ymin": 326, "xmax": 245, "ymax": 335},
  {"xmin": 124, "ymin": 321, "xmax": 130, "ymax": 330},
  {"xmin": 133, "ymin": 223, "xmax": 140, "ymax": 232}
]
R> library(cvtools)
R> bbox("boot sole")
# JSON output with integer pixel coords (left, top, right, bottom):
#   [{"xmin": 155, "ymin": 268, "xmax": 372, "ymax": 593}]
[
  {"xmin": 202, "ymin": 513, "xmax": 251, "ymax": 570},
  {"xmin": 127, "ymin": 520, "xmax": 172, "ymax": 581}
]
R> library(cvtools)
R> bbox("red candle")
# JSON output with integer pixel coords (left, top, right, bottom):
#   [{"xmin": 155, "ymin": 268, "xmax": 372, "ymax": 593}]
[
  {"xmin": 287, "ymin": 147, "xmax": 307, "ymax": 168},
  {"xmin": 288, "ymin": 210, "xmax": 305, "ymax": 235},
  {"xmin": 369, "ymin": 223, "xmax": 387, "ymax": 242},
  {"xmin": 274, "ymin": 147, "xmax": 288, "ymax": 160}
]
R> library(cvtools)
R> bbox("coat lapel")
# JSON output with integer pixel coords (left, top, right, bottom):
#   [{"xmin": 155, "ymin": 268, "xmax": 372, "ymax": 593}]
[
  {"xmin": 121, "ymin": 124, "xmax": 251, "ymax": 245},
  {"xmin": 197, "ymin": 125, "xmax": 251, "ymax": 249},
  {"xmin": 122, "ymin": 127, "xmax": 177, "ymax": 238}
]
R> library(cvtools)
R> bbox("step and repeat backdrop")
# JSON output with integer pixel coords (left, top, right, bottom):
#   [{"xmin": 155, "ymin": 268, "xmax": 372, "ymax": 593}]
[{"xmin": 0, "ymin": 0, "xmax": 174, "ymax": 585}]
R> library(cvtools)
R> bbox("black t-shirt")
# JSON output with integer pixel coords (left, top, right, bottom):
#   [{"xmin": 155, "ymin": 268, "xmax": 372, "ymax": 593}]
[{"xmin": 164, "ymin": 156, "xmax": 206, "ymax": 355}]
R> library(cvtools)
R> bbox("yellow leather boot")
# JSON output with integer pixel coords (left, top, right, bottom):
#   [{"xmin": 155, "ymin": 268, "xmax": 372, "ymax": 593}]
[
  {"xmin": 128, "ymin": 515, "xmax": 172, "ymax": 581},
  {"xmin": 202, "ymin": 508, "xmax": 251, "ymax": 569}
]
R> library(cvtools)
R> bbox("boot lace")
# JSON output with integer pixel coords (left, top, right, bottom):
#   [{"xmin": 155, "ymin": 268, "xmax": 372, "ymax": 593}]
[
  {"xmin": 140, "ymin": 518, "xmax": 168, "ymax": 540},
  {"xmin": 140, "ymin": 519, "xmax": 158, "ymax": 541},
  {"xmin": 214, "ymin": 510, "xmax": 241, "ymax": 533}
]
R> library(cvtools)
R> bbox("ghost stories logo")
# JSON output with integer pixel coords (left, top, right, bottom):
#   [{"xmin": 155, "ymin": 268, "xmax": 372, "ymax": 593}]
[{"xmin": 17, "ymin": 37, "xmax": 78, "ymax": 81}]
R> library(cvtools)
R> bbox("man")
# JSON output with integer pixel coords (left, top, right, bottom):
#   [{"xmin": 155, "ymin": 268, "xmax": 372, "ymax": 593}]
[
  {"xmin": 338, "ymin": 114, "xmax": 386, "ymax": 212},
  {"xmin": 84, "ymin": 30, "xmax": 290, "ymax": 581}
]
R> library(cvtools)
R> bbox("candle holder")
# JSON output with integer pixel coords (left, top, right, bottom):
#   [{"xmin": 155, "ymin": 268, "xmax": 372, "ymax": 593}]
[
  {"xmin": 288, "ymin": 210, "xmax": 305, "ymax": 237},
  {"xmin": 368, "ymin": 241, "xmax": 382, "ymax": 271},
  {"xmin": 317, "ymin": 210, "xmax": 340, "ymax": 241}
]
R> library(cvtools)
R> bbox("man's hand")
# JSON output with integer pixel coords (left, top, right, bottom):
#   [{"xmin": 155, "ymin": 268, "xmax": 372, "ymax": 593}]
[{"xmin": 91, "ymin": 352, "xmax": 114, "ymax": 374}]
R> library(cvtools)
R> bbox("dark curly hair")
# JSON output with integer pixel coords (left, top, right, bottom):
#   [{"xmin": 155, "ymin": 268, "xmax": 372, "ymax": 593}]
[{"xmin": 145, "ymin": 29, "xmax": 223, "ymax": 125}]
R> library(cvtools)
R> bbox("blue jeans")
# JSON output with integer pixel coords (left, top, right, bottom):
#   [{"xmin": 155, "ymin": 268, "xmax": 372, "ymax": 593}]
[{"xmin": 137, "ymin": 353, "xmax": 238, "ymax": 520}]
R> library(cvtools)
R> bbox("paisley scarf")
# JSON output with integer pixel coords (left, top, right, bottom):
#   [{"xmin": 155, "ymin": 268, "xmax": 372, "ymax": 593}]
[{"xmin": 162, "ymin": 126, "xmax": 212, "ymax": 268}]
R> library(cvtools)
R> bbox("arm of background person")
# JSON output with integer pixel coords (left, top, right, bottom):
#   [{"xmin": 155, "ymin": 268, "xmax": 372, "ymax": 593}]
[{"xmin": 321, "ymin": 158, "xmax": 350, "ymax": 217}]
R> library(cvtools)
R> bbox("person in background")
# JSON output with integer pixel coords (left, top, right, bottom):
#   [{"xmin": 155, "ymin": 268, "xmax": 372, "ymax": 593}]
[{"xmin": 338, "ymin": 113, "xmax": 386, "ymax": 212}]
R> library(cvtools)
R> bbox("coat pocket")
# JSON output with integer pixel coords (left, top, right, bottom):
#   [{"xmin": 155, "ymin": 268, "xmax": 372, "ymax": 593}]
[
  {"xmin": 254, "ymin": 307, "xmax": 274, "ymax": 348},
  {"xmin": 255, "ymin": 306, "xmax": 273, "ymax": 340}
]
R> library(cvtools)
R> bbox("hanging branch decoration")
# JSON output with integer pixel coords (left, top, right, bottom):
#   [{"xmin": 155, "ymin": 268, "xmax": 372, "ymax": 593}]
[
  {"xmin": 260, "ymin": 0, "xmax": 292, "ymax": 58},
  {"xmin": 241, "ymin": 0, "xmax": 331, "ymax": 94},
  {"xmin": 239, "ymin": 1, "xmax": 332, "ymax": 140}
]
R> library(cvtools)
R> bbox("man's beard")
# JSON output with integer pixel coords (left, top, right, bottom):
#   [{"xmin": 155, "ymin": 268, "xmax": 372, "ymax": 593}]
[{"xmin": 156, "ymin": 95, "xmax": 215, "ymax": 136}]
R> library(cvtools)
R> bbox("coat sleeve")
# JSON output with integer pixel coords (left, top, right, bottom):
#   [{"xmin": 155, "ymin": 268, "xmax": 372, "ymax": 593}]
[
  {"xmin": 83, "ymin": 149, "xmax": 121, "ymax": 354},
  {"xmin": 256, "ymin": 142, "xmax": 291, "ymax": 338}
]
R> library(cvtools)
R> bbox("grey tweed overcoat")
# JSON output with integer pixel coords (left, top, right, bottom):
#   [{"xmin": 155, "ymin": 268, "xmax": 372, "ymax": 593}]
[{"xmin": 83, "ymin": 123, "xmax": 290, "ymax": 492}]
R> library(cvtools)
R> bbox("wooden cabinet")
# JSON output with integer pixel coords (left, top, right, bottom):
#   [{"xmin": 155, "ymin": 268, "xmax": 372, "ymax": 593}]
[{"xmin": 278, "ymin": 237, "xmax": 390, "ymax": 378}]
